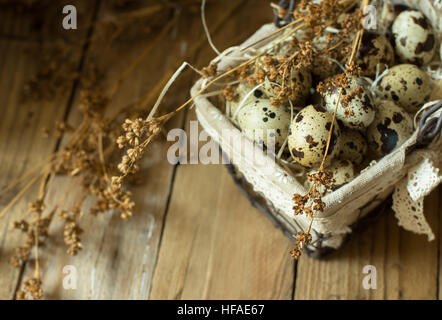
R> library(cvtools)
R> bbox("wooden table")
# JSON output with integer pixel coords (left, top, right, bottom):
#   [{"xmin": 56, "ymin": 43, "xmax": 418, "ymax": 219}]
[{"xmin": 0, "ymin": 0, "xmax": 441, "ymax": 300}]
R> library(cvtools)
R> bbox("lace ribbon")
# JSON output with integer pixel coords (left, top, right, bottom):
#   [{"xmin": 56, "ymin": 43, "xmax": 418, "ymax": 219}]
[{"xmin": 392, "ymin": 150, "xmax": 441, "ymax": 241}]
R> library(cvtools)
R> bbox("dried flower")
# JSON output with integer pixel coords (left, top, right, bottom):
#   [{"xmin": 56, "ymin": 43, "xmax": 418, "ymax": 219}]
[{"xmin": 16, "ymin": 278, "xmax": 43, "ymax": 300}]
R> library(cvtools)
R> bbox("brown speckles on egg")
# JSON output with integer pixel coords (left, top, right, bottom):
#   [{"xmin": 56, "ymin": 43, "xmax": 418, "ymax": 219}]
[
  {"xmin": 411, "ymin": 16, "xmax": 428, "ymax": 29},
  {"xmin": 288, "ymin": 105, "xmax": 341, "ymax": 168},
  {"xmin": 390, "ymin": 91, "xmax": 399, "ymax": 101},
  {"xmin": 323, "ymin": 78, "xmax": 375, "ymax": 130},
  {"xmin": 377, "ymin": 123, "xmax": 399, "ymax": 154},
  {"xmin": 313, "ymin": 104, "xmax": 326, "ymax": 113},
  {"xmin": 237, "ymin": 98, "xmax": 291, "ymax": 148},
  {"xmin": 415, "ymin": 34, "xmax": 435, "ymax": 54},
  {"xmin": 291, "ymin": 148, "xmax": 304, "ymax": 159},
  {"xmin": 377, "ymin": 64, "xmax": 432, "ymax": 112},
  {"xmin": 392, "ymin": 10, "xmax": 435, "ymax": 65},
  {"xmin": 325, "ymin": 122, "xmax": 332, "ymax": 131},
  {"xmin": 305, "ymin": 135, "xmax": 319, "ymax": 148},
  {"xmin": 253, "ymin": 89, "xmax": 263, "ymax": 98},
  {"xmin": 357, "ymin": 33, "xmax": 394, "ymax": 77},
  {"xmin": 367, "ymin": 100, "xmax": 413, "ymax": 157},
  {"xmin": 400, "ymin": 78, "xmax": 407, "ymax": 89},
  {"xmin": 323, "ymin": 159, "xmax": 355, "ymax": 191},
  {"xmin": 392, "ymin": 112, "xmax": 403, "ymax": 123}
]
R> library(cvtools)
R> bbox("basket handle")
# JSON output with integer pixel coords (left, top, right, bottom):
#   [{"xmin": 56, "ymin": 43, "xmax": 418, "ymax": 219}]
[
  {"xmin": 415, "ymin": 99, "xmax": 442, "ymax": 148},
  {"xmin": 273, "ymin": 0, "xmax": 295, "ymax": 27}
]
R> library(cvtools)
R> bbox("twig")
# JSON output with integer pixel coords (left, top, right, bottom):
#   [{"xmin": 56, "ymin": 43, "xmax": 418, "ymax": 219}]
[{"xmin": 0, "ymin": 174, "xmax": 42, "ymax": 218}]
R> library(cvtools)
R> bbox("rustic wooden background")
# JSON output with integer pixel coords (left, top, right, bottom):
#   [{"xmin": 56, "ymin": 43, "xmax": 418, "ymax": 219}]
[{"xmin": 0, "ymin": 0, "xmax": 441, "ymax": 300}]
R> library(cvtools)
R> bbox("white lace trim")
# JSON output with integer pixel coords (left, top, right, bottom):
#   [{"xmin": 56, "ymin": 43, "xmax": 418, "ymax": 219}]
[
  {"xmin": 407, "ymin": 157, "xmax": 442, "ymax": 201},
  {"xmin": 392, "ymin": 179, "xmax": 435, "ymax": 241}
]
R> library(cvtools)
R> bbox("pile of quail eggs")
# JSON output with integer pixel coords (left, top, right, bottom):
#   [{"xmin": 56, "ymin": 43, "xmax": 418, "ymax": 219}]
[{"xmin": 227, "ymin": 8, "xmax": 438, "ymax": 193}]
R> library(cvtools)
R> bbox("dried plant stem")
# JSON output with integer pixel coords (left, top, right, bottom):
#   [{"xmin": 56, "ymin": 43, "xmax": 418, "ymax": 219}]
[
  {"xmin": 348, "ymin": 29, "xmax": 363, "ymax": 65},
  {"xmin": 319, "ymin": 88, "xmax": 343, "ymax": 171},
  {"xmin": 290, "ymin": 1, "xmax": 367, "ymax": 255},
  {"xmin": 34, "ymin": 223, "xmax": 40, "ymax": 280},
  {"xmin": 0, "ymin": 174, "xmax": 43, "ymax": 218},
  {"xmin": 98, "ymin": 133, "xmax": 108, "ymax": 181},
  {"xmin": 153, "ymin": 56, "xmax": 260, "ymax": 121},
  {"xmin": 241, "ymin": 18, "xmax": 304, "ymax": 52},
  {"xmin": 201, "ymin": 0, "xmax": 221, "ymax": 56},
  {"xmin": 0, "ymin": 155, "xmax": 53, "ymax": 198}
]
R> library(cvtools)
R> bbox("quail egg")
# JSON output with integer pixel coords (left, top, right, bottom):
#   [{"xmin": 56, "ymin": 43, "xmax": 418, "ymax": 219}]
[
  {"xmin": 323, "ymin": 77, "xmax": 376, "ymax": 130},
  {"xmin": 237, "ymin": 98, "xmax": 291, "ymax": 149},
  {"xmin": 309, "ymin": 35, "xmax": 343, "ymax": 80},
  {"xmin": 337, "ymin": 129, "xmax": 367, "ymax": 165},
  {"xmin": 305, "ymin": 159, "xmax": 355, "ymax": 192},
  {"xmin": 376, "ymin": 64, "xmax": 432, "ymax": 113},
  {"xmin": 227, "ymin": 82, "xmax": 268, "ymax": 116},
  {"xmin": 327, "ymin": 159, "xmax": 355, "ymax": 190},
  {"xmin": 288, "ymin": 104, "xmax": 341, "ymax": 168},
  {"xmin": 287, "ymin": 67, "xmax": 312, "ymax": 106},
  {"xmin": 311, "ymin": 56, "xmax": 340, "ymax": 81},
  {"xmin": 366, "ymin": 100, "xmax": 413, "ymax": 157},
  {"xmin": 261, "ymin": 67, "xmax": 312, "ymax": 106},
  {"xmin": 392, "ymin": 10, "xmax": 436, "ymax": 65},
  {"xmin": 356, "ymin": 32, "xmax": 395, "ymax": 77}
]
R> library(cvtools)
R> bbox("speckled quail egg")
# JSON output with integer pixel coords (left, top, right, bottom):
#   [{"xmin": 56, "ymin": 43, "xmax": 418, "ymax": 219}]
[
  {"xmin": 323, "ymin": 77, "xmax": 376, "ymax": 130},
  {"xmin": 327, "ymin": 159, "xmax": 355, "ymax": 190},
  {"xmin": 309, "ymin": 34, "xmax": 346, "ymax": 80},
  {"xmin": 288, "ymin": 104, "xmax": 341, "ymax": 168},
  {"xmin": 311, "ymin": 56, "xmax": 340, "ymax": 81},
  {"xmin": 227, "ymin": 81, "xmax": 268, "ymax": 116},
  {"xmin": 261, "ymin": 67, "xmax": 312, "ymax": 106},
  {"xmin": 366, "ymin": 100, "xmax": 413, "ymax": 157},
  {"xmin": 237, "ymin": 98, "xmax": 291, "ymax": 149},
  {"xmin": 287, "ymin": 67, "xmax": 312, "ymax": 105},
  {"xmin": 356, "ymin": 32, "xmax": 395, "ymax": 77},
  {"xmin": 305, "ymin": 159, "xmax": 355, "ymax": 192},
  {"xmin": 337, "ymin": 129, "xmax": 367, "ymax": 165},
  {"xmin": 376, "ymin": 64, "xmax": 432, "ymax": 113},
  {"xmin": 392, "ymin": 10, "xmax": 436, "ymax": 65}
]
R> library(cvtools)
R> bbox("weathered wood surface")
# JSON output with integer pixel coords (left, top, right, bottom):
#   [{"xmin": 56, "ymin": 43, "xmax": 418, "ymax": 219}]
[
  {"xmin": 295, "ymin": 188, "xmax": 440, "ymax": 300},
  {"xmin": 0, "ymin": 0, "xmax": 97, "ymax": 299},
  {"xmin": 0, "ymin": 0, "xmax": 441, "ymax": 300},
  {"xmin": 17, "ymin": 0, "xmax": 207, "ymax": 300}
]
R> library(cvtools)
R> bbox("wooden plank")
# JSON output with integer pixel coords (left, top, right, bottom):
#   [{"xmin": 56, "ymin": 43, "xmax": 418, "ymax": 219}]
[
  {"xmin": 294, "ymin": 187, "xmax": 441, "ymax": 300},
  {"xmin": 16, "ymin": 1, "xmax": 216, "ymax": 299},
  {"xmin": 149, "ymin": 1, "xmax": 295, "ymax": 300},
  {"xmin": 0, "ymin": 1, "xmax": 97, "ymax": 299}
]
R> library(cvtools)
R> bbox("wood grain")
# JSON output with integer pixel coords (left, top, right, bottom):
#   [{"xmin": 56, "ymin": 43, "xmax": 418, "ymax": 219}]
[
  {"xmin": 149, "ymin": 1, "xmax": 295, "ymax": 300},
  {"xmin": 0, "ymin": 0, "xmax": 97, "ymax": 299},
  {"xmin": 149, "ymin": 122, "xmax": 294, "ymax": 299},
  {"xmin": 16, "ymin": 0, "xmax": 228, "ymax": 299},
  {"xmin": 294, "ymin": 187, "xmax": 440, "ymax": 300}
]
